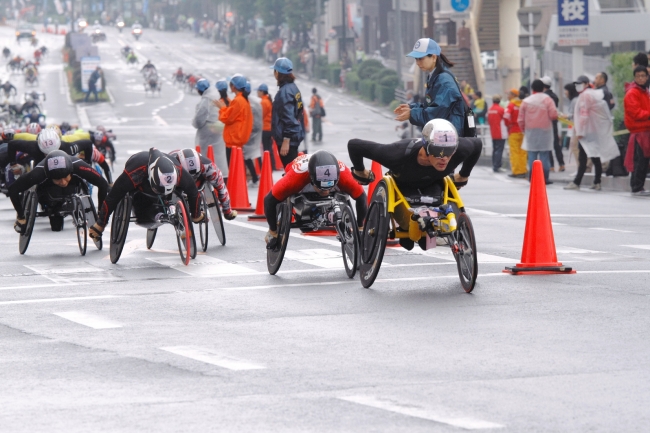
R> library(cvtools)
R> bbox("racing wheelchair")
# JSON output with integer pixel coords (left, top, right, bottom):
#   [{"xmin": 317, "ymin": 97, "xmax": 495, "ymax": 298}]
[
  {"xmin": 109, "ymin": 192, "xmax": 197, "ymax": 265},
  {"xmin": 144, "ymin": 73, "xmax": 162, "ymax": 96},
  {"xmin": 267, "ymin": 191, "xmax": 360, "ymax": 278},
  {"xmin": 359, "ymin": 174, "xmax": 477, "ymax": 292},
  {"xmin": 195, "ymin": 183, "xmax": 226, "ymax": 251},
  {"xmin": 19, "ymin": 184, "xmax": 102, "ymax": 256}
]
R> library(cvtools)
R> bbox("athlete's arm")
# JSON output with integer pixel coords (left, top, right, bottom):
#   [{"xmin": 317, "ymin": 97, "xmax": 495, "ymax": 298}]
[
  {"xmin": 178, "ymin": 168, "xmax": 200, "ymax": 219},
  {"xmin": 73, "ymin": 160, "xmax": 109, "ymax": 209},
  {"xmin": 97, "ymin": 171, "xmax": 136, "ymax": 226},
  {"xmin": 7, "ymin": 140, "xmax": 40, "ymax": 164},
  {"xmin": 8, "ymin": 168, "xmax": 46, "ymax": 218},
  {"xmin": 347, "ymin": 138, "xmax": 412, "ymax": 172},
  {"xmin": 457, "ymin": 138, "xmax": 483, "ymax": 178}
]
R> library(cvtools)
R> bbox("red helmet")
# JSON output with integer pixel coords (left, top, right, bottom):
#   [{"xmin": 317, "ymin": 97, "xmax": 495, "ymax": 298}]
[{"xmin": 27, "ymin": 122, "xmax": 42, "ymax": 135}]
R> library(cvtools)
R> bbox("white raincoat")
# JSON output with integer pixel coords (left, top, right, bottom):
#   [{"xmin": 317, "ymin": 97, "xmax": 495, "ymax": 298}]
[
  {"xmin": 243, "ymin": 96, "xmax": 263, "ymax": 161},
  {"xmin": 192, "ymin": 86, "xmax": 228, "ymax": 177},
  {"xmin": 573, "ymin": 88, "xmax": 620, "ymax": 162}
]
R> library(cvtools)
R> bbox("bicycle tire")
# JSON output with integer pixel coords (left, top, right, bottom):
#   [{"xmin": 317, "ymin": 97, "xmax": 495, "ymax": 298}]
[
  {"xmin": 266, "ymin": 198, "xmax": 292, "ymax": 275},
  {"xmin": 452, "ymin": 212, "xmax": 478, "ymax": 293},
  {"xmin": 146, "ymin": 228, "xmax": 157, "ymax": 249},
  {"xmin": 340, "ymin": 204, "xmax": 359, "ymax": 279},
  {"xmin": 359, "ymin": 180, "xmax": 389, "ymax": 288},
  {"xmin": 206, "ymin": 184, "xmax": 226, "ymax": 245},
  {"xmin": 18, "ymin": 189, "xmax": 39, "ymax": 255},
  {"xmin": 198, "ymin": 190, "xmax": 209, "ymax": 251},
  {"xmin": 109, "ymin": 195, "xmax": 132, "ymax": 264},
  {"xmin": 73, "ymin": 196, "xmax": 87, "ymax": 256},
  {"xmin": 175, "ymin": 200, "xmax": 192, "ymax": 265}
]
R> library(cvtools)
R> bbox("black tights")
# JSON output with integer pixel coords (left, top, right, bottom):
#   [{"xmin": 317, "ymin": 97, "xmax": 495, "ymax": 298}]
[
  {"xmin": 574, "ymin": 143, "xmax": 601, "ymax": 186},
  {"xmin": 244, "ymin": 158, "xmax": 259, "ymax": 183}
]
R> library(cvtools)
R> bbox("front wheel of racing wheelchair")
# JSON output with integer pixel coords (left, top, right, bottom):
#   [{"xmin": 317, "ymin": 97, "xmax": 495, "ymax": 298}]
[{"xmin": 359, "ymin": 175, "xmax": 478, "ymax": 292}]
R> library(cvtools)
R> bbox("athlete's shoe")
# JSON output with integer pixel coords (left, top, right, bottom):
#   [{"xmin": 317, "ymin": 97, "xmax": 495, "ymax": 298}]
[{"xmin": 223, "ymin": 209, "xmax": 238, "ymax": 220}]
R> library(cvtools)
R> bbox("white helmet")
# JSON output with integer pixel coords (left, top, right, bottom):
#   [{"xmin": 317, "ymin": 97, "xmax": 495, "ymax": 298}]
[
  {"xmin": 175, "ymin": 148, "xmax": 201, "ymax": 180},
  {"xmin": 421, "ymin": 119, "xmax": 459, "ymax": 158},
  {"xmin": 37, "ymin": 128, "xmax": 62, "ymax": 155}
]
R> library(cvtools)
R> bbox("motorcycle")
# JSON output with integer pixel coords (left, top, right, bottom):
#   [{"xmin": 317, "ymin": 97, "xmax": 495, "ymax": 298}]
[
  {"xmin": 132, "ymin": 27, "xmax": 142, "ymax": 41},
  {"xmin": 116, "ymin": 20, "xmax": 125, "ymax": 33}
]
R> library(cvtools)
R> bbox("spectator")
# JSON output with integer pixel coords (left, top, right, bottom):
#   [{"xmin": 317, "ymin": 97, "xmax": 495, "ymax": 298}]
[
  {"xmin": 309, "ymin": 87, "xmax": 324, "ymax": 142},
  {"xmin": 518, "ymin": 85, "xmax": 530, "ymax": 100},
  {"xmin": 460, "ymin": 79, "xmax": 474, "ymax": 96},
  {"xmin": 256, "ymin": 84, "xmax": 277, "ymax": 170},
  {"xmin": 503, "ymin": 88, "xmax": 527, "ymax": 178},
  {"xmin": 541, "ymin": 76, "xmax": 565, "ymax": 172},
  {"xmin": 623, "ymin": 66, "xmax": 650, "ymax": 195},
  {"xmin": 84, "ymin": 66, "xmax": 102, "ymax": 103},
  {"xmin": 244, "ymin": 82, "xmax": 263, "ymax": 187},
  {"xmin": 565, "ymin": 75, "xmax": 619, "ymax": 191},
  {"xmin": 214, "ymin": 75, "xmax": 253, "ymax": 166},
  {"xmin": 192, "ymin": 78, "xmax": 228, "ymax": 181},
  {"xmin": 487, "ymin": 94, "xmax": 506, "ymax": 173},
  {"xmin": 518, "ymin": 79, "xmax": 558, "ymax": 184},
  {"xmin": 471, "ymin": 91, "xmax": 486, "ymax": 124},
  {"xmin": 270, "ymin": 57, "xmax": 305, "ymax": 167},
  {"xmin": 594, "ymin": 72, "xmax": 615, "ymax": 111}
]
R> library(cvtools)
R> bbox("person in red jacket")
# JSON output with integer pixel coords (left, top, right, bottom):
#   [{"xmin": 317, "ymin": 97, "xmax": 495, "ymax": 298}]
[
  {"xmin": 215, "ymin": 75, "xmax": 253, "ymax": 166},
  {"xmin": 503, "ymin": 88, "xmax": 527, "ymax": 178},
  {"xmin": 487, "ymin": 94, "xmax": 506, "ymax": 173},
  {"xmin": 623, "ymin": 66, "xmax": 650, "ymax": 195}
]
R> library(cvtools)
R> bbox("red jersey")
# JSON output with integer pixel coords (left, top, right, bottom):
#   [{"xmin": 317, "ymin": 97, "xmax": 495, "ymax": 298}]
[
  {"xmin": 271, "ymin": 154, "xmax": 364, "ymax": 201},
  {"xmin": 487, "ymin": 103, "xmax": 505, "ymax": 140},
  {"xmin": 503, "ymin": 99, "xmax": 522, "ymax": 134}
]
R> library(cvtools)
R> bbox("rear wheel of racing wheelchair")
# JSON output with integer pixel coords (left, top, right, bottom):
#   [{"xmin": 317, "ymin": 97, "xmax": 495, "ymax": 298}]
[
  {"xmin": 197, "ymin": 190, "xmax": 209, "ymax": 252},
  {"xmin": 80, "ymin": 193, "xmax": 102, "ymax": 251},
  {"xmin": 359, "ymin": 180, "xmax": 390, "ymax": 288},
  {"xmin": 19, "ymin": 189, "xmax": 39, "ymax": 255},
  {"xmin": 450, "ymin": 211, "xmax": 478, "ymax": 293},
  {"xmin": 110, "ymin": 194, "xmax": 133, "ymax": 264},
  {"xmin": 339, "ymin": 204, "xmax": 360, "ymax": 279},
  {"xmin": 71, "ymin": 195, "xmax": 87, "ymax": 256},
  {"xmin": 174, "ymin": 199, "xmax": 193, "ymax": 265},
  {"xmin": 146, "ymin": 228, "xmax": 157, "ymax": 249},
  {"xmin": 266, "ymin": 198, "xmax": 292, "ymax": 275},
  {"xmin": 205, "ymin": 184, "xmax": 226, "ymax": 246}
]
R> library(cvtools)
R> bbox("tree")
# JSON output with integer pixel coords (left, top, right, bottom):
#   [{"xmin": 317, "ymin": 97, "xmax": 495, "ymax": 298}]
[
  {"xmin": 284, "ymin": 0, "xmax": 317, "ymax": 46},
  {"xmin": 256, "ymin": 0, "xmax": 285, "ymax": 30}
]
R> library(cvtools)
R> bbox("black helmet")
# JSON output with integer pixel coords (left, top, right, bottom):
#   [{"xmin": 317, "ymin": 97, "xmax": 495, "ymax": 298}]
[
  {"xmin": 44, "ymin": 150, "xmax": 73, "ymax": 180},
  {"xmin": 148, "ymin": 148, "xmax": 178, "ymax": 195},
  {"xmin": 307, "ymin": 150, "xmax": 340, "ymax": 190}
]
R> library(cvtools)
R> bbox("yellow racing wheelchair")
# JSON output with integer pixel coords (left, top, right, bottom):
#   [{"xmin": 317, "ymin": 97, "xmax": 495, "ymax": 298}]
[{"xmin": 359, "ymin": 173, "xmax": 477, "ymax": 292}]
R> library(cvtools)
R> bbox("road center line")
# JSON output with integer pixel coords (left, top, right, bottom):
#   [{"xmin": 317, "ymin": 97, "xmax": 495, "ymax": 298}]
[
  {"xmin": 54, "ymin": 311, "xmax": 123, "ymax": 329},
  {"xmin": 338, "ymin": 395, "xmax": 504, "ymax": 430},
  {"xmin": 0, "ymin": 295, "xmax": 122, "ymax": 306},
  {"xmin": 160, "ymin": 346, "xmax": 265, "ymax": 370}
]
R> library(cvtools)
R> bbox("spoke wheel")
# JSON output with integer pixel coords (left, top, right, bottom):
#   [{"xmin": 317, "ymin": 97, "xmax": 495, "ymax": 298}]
[
  {"xmin": 340, "ymin": 204, "xmax": 359, "ymax": 279},
  {"xmin": 451, "ymin": 212, "xmax": 478, "ymax": 293},
  {"xmin": 266, "ymin": 198, "xmax": 292, "ymax": 275},
  {"xmin": 206, "ymin": 184, "xmax": 226, "ymax": 245},
  {"xmin": 18, "ymin": 189, "xmax": 39, "ymax": 255},
  {"xmin": 109, "ymin": 195, "xmax": 132, "ymax": 264},
  {"xmin": 359, "ymin": 180, "xmax": 389, "ymax": 289},
  {"xmin": 198, "ymin": 191, "xmax": 209, "ymax": 251},
  {"xmin": 174, "ymin": 200, "xmax": 192, "ymax": 266},
  {"xmin": 73, "ymin": 196, "xmax": 87, "ymax": 256},
  {"xmin": 146, "ymin": 228, "xmax": 157, "ymax": 249},
  {"xmin": 82, "ymin": 194, "xmax": 102, "ymax": 250}
]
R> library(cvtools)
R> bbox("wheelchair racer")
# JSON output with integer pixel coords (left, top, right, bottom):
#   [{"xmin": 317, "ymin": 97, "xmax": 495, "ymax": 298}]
[
  {"xmin": 89, "ymin": 148, "xmax": 203, "ymax": 240},
  {"xmin": 10, "ymin": 150, "xmax": 108, "ymax": 233},
  {"xmin": 347, "ymin": 118, "xmax": 482, "ymax": 250},
  {"xmin": 263, "ymin": 150, "xmax": 367, "ymax": 249},
  {"xmin": 170, "ymin": 148, "xmax": 237, "ymax": 220},
  {"xmin": 7, "ymin": 127, "xmax": 93, "ymax": 168}
]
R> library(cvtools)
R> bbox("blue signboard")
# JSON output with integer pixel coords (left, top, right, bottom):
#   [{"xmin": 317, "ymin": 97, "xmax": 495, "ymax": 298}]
[
  {"xmin": 451, "ymin": 0, "xmax": 470, "ymax": 13},
  {"xmin": 558, "ymin": 0, "xmax": 589, "ymax": 26}
]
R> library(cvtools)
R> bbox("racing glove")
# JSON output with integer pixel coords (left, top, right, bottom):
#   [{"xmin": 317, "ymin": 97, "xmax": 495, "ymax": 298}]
[
  {"xmin": 14, "ymin": 218, "xmax": 27, "ymax": 234},
  {"xmin": 192, "ymin": 212, "xmax": 205, "ymax": 224},
  {"xmin": 265, "ymin": 230, "xmax": 279, "ymax": 250},
  {"xmin": 89, "ymin": 222, "xmax": 105, "ymax": 239}
]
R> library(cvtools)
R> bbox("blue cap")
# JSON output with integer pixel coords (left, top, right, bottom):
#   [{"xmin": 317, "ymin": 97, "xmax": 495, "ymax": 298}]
[
  {"xmin": 406, "ymin": 38, "xmax": 441, "ymax": 59},
  {"xmin": 195, "ymin": 78, "xmax": 210, "ymax": 92},
  {"xmin": 244, "ymin": 81, "xmax": 251, "ymax": 94},
  {"xmin": 230, "ymin": 75, "xmax": 247, "ymax": 91},
  {"xmin": 257, "ymin": 83, "xmax": 268, "ymax": 92},
  {"xmin": 270, "ymin": 57, "xmax": 293, "ymax": 74},
  {"xmin": 216, "ymin": 80, "xmax": 228, "ymax": 91}
]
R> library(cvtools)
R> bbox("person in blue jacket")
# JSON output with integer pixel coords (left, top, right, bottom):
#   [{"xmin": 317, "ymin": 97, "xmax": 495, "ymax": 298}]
[
  {"xmin": 270, "ymin": 57, "xmax": 305, "ymax": 167},
  {"xmin": 394, "ymin": 38, "xmax": 465, "ymax": 136}
]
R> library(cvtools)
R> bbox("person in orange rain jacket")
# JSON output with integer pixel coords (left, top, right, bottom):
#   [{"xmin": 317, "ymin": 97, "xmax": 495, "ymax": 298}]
[
  {"xmin": 503, "ymin": 88, "xmax": 526, "ymax": 178},
  {"xmin": 215, "ymin": 75, "xmax": 253, "ymax": 166},
  {"xmin": 256, "ymin": 83, "xmax": 277, "ymax": 169}
]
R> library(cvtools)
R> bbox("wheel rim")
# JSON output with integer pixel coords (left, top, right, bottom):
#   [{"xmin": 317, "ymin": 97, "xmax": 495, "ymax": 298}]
[
  {"xmin": 341, "ymin": 206, "xmax": 358, "ymax": 277},
  {"xmin": 175, "ymin": 202, "xmax": 191, "ymax": 265},
  {"xmin": 198, "ymin": 192, "xmax": 208, "ymax": 251},
  {"xmin": 74, "ymin": 201, "xmax": 87, "ymax": 256},
  {"xmin": 362, "ymin": 202, "xmax": 380, "ymax": 263},
  {"xmin": 453, "ymin": 214, "xmax": 478, "ymax": 292}
]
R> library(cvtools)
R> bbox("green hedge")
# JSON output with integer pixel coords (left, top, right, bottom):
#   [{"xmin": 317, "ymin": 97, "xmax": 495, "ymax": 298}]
[
  {"xmin": 346, "ymin": 71, "xmax": 360, "ymax": 92},
  {"xmin": 376, "ymin": 85, "xmax": 394, "ymax": 105},
  {"xmin": 231, "ymin": 36, "xmax": 246, "ymax": 52},
  {"xmin": 359, "ymin": 79, "xmax": 375, "ymax": 100},
  {"xmin": 358, "ymin": 59, "xmax": 384, "ymax": 79},
  {"xmin": 328, "ymin": 65, "xmax": 341, "ymax": 86},
  {"xmin": 245, "ymin": 40, "xmax": 264, "ymax": 58}
]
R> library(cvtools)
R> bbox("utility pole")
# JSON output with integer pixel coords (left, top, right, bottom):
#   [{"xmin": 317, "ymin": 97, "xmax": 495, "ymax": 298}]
[
  {"xmin": 340, "ymin": 0, "xmax": 346, "ymax": 61},
  {"xmin": 426, "ymin": 0, "xmax": 434, "ymax": 39},
  {"xmin": 395, "ymin": 0, "xmax": 403, "ymax": 82},
  {"xmin": 316, "ymin": 0, "xmax": 321, "ymax": 56}
]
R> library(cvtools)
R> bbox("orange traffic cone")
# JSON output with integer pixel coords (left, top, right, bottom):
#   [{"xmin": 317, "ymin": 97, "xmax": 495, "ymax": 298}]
[
  {"xmin": 248, "ymin": 151, "xmax": 274, "ymax": 220},
  {"xmin": 504, "ymin": 160, "xmax": 575, "ymax": 275},
  {"xmin": 272, "ymin": 140, "xmax": 283, "ymax": 171},
  {"xmin": 195, "ymin": 145, "xmax": 201, "ymax": 155},
  {"xmin": 227, "ymin": 147, "xmax": 254, "ymax": 212},
  {"xmin": 367, "ymin": 160, "xmax": 384, "ymax": 205},
  {"xmin": 207, "ymin": 145, "xmax": 215, "ymax": 164}
]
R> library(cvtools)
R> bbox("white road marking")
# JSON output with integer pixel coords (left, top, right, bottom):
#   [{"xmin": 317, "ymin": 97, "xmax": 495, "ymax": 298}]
[
  {"xmin": 555, "ymin": 246, "xmax": 604, "ymax": 254},
  {"xmin": 152, "ymin": 114, "xmax": 168, "ymax": 126},
  {"xmin": 622, "ymin": 245, "xmax": 650, "ymax": 250},
  {"xmin": 147, "ymin": 255, "xmax": 258, "ymax": 276},
  {"xmin": 589, "ymin": 227, "xmax": 634, "ymax": 233},
  {"xmin": 24, "ymin": 263, "xmax": 121, "ymax": 284},
  {"xmin": 124, "ymin": 101, "xmax": 145, "ymax": 107},
  {"xmin": 284, "ymin": 249, "xmax": 345, "ymax": 268},
  {"xmin": 160, "ymin": 346, "xmax": 265, "ymax": 370},
  {"xmin": 0, "ymin": 283, "xmax": 76, "ymax": 291},
  {"xmin": 76, "ymin": 105, "xmax": 92, "ymax": 129},
  {"xmin": 224, "ymin": 219, "xmax": 341, "ymax": 246},
  {"xmin": 54, "ymin": 311, "xmax": 122, "ymax": 329},
  {"xmin": 0, "ymin": 295, "xmax": 121, "ymax": 306},
  {"xmin": 338, "ymin": 395, "xmax": 504, "ymax": 430}
]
